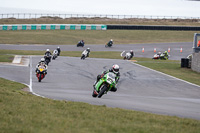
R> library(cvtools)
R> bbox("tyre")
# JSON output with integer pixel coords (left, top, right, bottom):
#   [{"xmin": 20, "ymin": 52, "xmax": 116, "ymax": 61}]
[
  {"xmin": 81, "ymin": 55, "xmax": 85, "ymax": 60},
  {"xmin": 92, "ymin": 90, "xmax": 98, "ymax": 97},
  {"xmin": 98, "ymin": 85, "xmax": 108, "ymax": 98},
  {"xmin": 38, "ymin": 74, "xmax": 41, "ymax": 82}
]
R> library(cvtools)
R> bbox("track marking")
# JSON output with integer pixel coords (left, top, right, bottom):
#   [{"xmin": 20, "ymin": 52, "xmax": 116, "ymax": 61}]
[
  {"xmin": 129, "ymin": 61, "xmax": 200, "ymax": 88},
  {"xmin": 29, "ymin": 56, "xmax": 45, "ymax": 97}
]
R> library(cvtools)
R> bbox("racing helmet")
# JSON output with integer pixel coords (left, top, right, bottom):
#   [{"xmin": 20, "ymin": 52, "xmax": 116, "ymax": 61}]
[
  {"xmin": 112, "ymin": 64, "xmax": 119, "ymax": 74},
  {"xmin": 57, "ymin": 46, "xmax": 60, "ymax": 49},
  {"xmin": 111, "ymin": 39, "xmax": 113, "ymax": 41},
  {"xmin": 87, "ymin": 48, "xmax": 90, "ymax": 52},
  {"xmin": 41, "ymin": 58, "xmax": 45, "ymax": 62},
  {"xmin": 46, "ymin": 49, "xmax": 50, "ymax": 52},
  {"xmin": 164, "ymin": 51, "xmax": 167, "ymax": 54},
  {"xmin": 130, "ymin": 50, "xmax": 133, "ymax": 54}
]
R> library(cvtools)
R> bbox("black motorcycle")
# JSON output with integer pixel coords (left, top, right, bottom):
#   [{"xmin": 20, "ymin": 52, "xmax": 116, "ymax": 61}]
[
  {"xmin": 44, "ymin": 53, "xmax": 51, "ymax": 65},
  {"xmin": 105, "ymin": 41, "xmax": 113, "ymax": 48},
  {"xmin": 77, "ymin": 41, "xmax": 84, "ymax": 47}
]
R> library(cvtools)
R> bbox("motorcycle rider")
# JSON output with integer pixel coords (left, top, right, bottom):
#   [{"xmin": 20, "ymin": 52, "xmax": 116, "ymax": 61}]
[
  {"xmin": 45, "ymin": 49, "xmax": 52, "ymax": 56},
  {"xmin": 94, "ymin": 64, "xmax": 120, "ymax": 92},
  {"xmin": 56, "ymin": 46, "xmax": 61, "ymax": 56},
  {"xmin": 53, "ymin": 49, "xmax": 58, "ymax": 55},
  {"xmin": 163, "ymin": 51, "xmax": 169, "ymax": 60},
  {"xmin": 107, "ymin": 39, "xmax": 113, "ymax": 46},
  {"xmin": 78, "ymin": 40, "xmax": 85, "ymax": 47},
  {"xmin": 35, "ymin": 58, "xmax": 48, "ymax": 75},
  {"xmin": 82, "ymin": 48, "xmax": 90, "ymax": 57},
  {"xmin": 52, "ymin": 49, "xmax": 58, "ymax": 59},
  {"xmin": 130, "ymin": 50, "xmax": 134, "ymax": 58},
  {"xmin": 44, "ymin": 49, "xmax": 52, "ymax": 63}
]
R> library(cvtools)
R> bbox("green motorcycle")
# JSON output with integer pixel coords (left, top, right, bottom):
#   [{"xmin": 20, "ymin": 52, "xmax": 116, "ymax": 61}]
[{"xmin": 92, "ymin": 72, "xmax": 117, "ymax": 98}]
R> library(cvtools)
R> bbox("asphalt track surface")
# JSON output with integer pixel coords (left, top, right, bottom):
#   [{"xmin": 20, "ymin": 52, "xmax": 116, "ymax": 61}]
[
  {"xmin": 0, "ymin": 42, "xmax": 193, "ymax": 60},
  {"xmin": 0, "ymin": 42, "xmax": 200, "ymax": 120}
]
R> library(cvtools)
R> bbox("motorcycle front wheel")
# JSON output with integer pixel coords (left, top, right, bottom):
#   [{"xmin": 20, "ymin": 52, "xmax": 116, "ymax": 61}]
[
  {"xmin": 38, "ymin": 74, "xmax": 42, "ymax": 82},
  {"xmin": 98, "ymin": 85, "xmax": 109, "ymax": 98},
  {"xmin": 81, "ymin": 55, "xmax": 85, "ymax": 60}
]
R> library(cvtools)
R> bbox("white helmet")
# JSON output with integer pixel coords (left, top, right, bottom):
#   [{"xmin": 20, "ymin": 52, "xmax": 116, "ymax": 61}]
[
  {"xmin": 130, "ymin": 50, "xmax": 133, "ymax": 54},
  {"xmin": 112, "ymin": 64, "xmax": 119, "ymax": 74},
  {"xmin": 41, "ymin": 58, "xmax": 45, "ymax": 62},
  {"xmin": 111, "ymin": 39, "xmax": 113, "ymax": 41},
  {"xmin": 46, "ymin": 49, "xmax": 50, "ymax": 52},
  {"xmin": 57, "ymin": 46, "xmax": 59, "ymax": 48},
  {"xmin": 86, "ymin": 48, "xmax": 90, "ymax": 52}
]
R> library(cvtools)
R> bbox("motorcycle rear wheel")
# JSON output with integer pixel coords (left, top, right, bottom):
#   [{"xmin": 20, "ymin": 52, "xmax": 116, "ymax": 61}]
[{"xmin": 92, "ymin": 90, "xmax": 98, "ymax": 97}]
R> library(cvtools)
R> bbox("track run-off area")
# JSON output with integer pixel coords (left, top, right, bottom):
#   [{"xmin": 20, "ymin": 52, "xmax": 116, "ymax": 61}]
[{"xmin": 0, "ymin": 43, "xmax": 200, "ymax": 120}]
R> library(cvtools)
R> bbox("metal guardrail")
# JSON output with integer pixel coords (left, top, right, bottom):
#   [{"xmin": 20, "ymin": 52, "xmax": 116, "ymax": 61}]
[{"xmin": 0, "ymin": 13, "xmax": 199, "ymax": 20}]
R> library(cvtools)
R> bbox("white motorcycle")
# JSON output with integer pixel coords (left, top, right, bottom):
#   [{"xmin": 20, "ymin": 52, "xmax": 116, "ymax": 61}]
[
  {"xmin": 52, "ymin": 50, "xmax": 58, "ymax": 60},
  {"xmin": 81, "ymin": 50, "xmax": 89, "ymax": 60},
  {"xmin": 121, "ymin": 51, "xmax": 134, "ymax": 60}
]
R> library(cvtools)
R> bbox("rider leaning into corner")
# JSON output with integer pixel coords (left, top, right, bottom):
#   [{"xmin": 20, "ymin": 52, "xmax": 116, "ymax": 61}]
[
  {"xmin": 108, "ymin": 39, "xmax": 113, "ymax": 45},
  {"xmin": 35, "ymin": 58, "xmax": 48, "ymax": 75},
  {"xmin": 83, "ymin": 48, "xmax": 91, "ymax": 57},
  {"xmin": 163, "ymin": 51, "xmax": 169, "ymax": 60},
  {"xmin": 94, "ymin": 64, "xmax": 120, "ymax": 92},
  {"xmin": 56, "ymin": 46, "xmax": 61, "ymax": 56}
]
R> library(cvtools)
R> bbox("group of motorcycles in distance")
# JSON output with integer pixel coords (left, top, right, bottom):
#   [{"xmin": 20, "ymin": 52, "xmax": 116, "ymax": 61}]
[
  {"xmin": 78, "ymin": 39, "xmax": 135, "ymax": 61},
  {"xmin": 35, "ymin": 47, "xmax": 61, "ymax": 82}
]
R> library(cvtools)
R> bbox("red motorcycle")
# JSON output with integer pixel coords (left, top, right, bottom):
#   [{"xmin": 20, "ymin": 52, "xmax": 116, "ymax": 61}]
[{"xmin": 36, "ymin": 65, "xmax": 46, "ymax": 82}]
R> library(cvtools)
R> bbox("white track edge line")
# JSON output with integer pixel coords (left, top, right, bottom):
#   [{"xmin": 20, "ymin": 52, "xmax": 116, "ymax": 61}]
[{"xmin": 29, "ymin": 56, "xmax": 45, "ymax": 98}]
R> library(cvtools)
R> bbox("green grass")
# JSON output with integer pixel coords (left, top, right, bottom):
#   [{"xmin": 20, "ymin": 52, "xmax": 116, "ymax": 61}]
[
  {"xmin": 0, "ymin": 77, "xmax": 200, "ymax": 133},
  {"xmin": 0, "ymin": 54, "xmax": 14, "ymax": 62},
  {"xmin": 0, "ymin": 30, "xmax": 199, "ymax": 45},
  {"xmin": 137, "ymin": 60, "xmax": 200, "ymax": 86}
]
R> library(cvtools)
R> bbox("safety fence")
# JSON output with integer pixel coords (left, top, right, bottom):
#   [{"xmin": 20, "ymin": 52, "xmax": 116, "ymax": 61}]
[
  {"xmin": 0, "ymin": 24, "xmax": 107, "ymax": 30},
  {"xmin": 0, "ymin": 13, "xmax": 199, "ymax": 19}
]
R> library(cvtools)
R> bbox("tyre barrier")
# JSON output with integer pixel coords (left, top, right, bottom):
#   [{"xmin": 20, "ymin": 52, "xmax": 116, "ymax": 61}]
[
  {"xmin": 181, "ymin": 58, "xmax": 189, "ymax": 68},
  {"xmin": 107, "ymin": 25, "xmax": 200, "ymax": 31},
  {"xmin": 0, "ymin": 24, "xmax": 107, "ymax": 30}
]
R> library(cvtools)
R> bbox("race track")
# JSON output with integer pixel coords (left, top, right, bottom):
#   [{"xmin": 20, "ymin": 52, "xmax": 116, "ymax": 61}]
[
  {"xmin": 0, "ymin": 42, "xmax": 193, "ymax": 60},
  {"xmin": 1, "ymin": 54, "xmax": 200, "ymax": 120}
]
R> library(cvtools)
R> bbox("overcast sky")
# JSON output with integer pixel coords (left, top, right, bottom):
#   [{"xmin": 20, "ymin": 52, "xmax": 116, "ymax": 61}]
[{"xmin": 0, "ymin": 0, "xmax": 199, "ymax": 17}]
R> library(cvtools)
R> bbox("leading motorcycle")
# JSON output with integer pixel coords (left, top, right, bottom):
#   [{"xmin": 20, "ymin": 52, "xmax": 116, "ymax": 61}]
[{"xmin": 92, "ymin": 72, "xmax": 117, "ymax": 98}]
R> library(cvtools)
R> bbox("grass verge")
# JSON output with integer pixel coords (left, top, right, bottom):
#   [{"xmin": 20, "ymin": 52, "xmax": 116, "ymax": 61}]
[
  {"xmin": 0, "ymin": 54, "xmax": 14, "ymax": 62},
  {"xmin": 0, "ymin": 30, "xmax": 199, "ymax": 45},
  {"xmin": 136, "ymin": 60, "xmax": 200, "ymax": 86},
  {"xmin": 0, "ymin": 77, "xmax": 200, "ymax": 133}
]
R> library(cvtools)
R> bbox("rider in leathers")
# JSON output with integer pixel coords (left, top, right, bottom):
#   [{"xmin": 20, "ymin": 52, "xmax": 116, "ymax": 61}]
[
  {"xmin": 35, "ymin": 58, "xmax": 48, "ymax": 75},
  {"xmin": 94, "ymin": 64, "xmax": 120, "ymax": 92}
]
